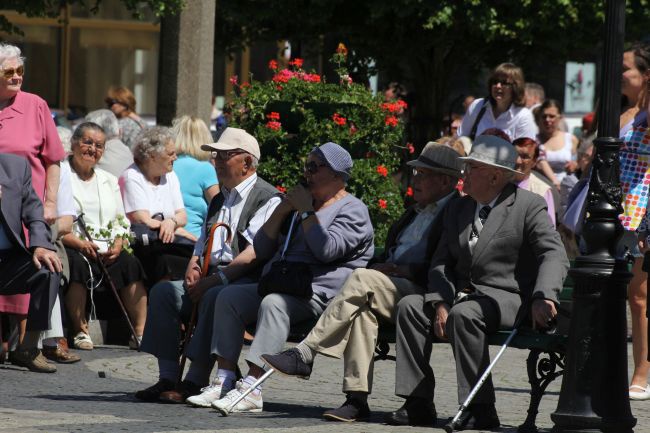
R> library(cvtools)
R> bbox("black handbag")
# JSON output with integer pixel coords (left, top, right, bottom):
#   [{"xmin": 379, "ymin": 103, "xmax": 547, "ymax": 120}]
[
  {"xmin": 258, "ymin": 213, "xmax": 313, "ymax": 299},
  {"xmin": 131, "ymin": 223, "xmax": 195, "ymax": 247}
]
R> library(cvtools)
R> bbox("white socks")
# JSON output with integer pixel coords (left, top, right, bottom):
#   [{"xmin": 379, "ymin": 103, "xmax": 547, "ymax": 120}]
[{"xmin": 295, "ymin": 341, "xmax": 316, "ymax": 364}]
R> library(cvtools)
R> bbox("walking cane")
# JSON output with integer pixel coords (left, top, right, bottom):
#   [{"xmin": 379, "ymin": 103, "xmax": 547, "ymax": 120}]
[
  {"xmin": 75, "ymin": 213, "xmax": 140, "ymax": 348},
  {"xmin": 175, "ymin": 221, "xmax": 232, "ymax": 388},
  {"xmin": 444, "ymin": 300, "xmax": 541, "ymax": 432}
]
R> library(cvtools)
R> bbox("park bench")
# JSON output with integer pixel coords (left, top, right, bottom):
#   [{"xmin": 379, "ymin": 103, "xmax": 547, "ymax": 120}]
[{"xmin": 285, "ymin": 274, "xmax": 573, "ymax": 433}]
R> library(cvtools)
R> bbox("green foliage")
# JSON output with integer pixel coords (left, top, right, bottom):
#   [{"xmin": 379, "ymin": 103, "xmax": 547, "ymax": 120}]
[
  {"xmin": 81, "ymin": 214, "xmax": 134, "ymax": 254},
  {"xmin": 0, "ymin": 0, "xmax": 184, "ymax": 35},
  {"xmin": 228, "ymin": 47, "xmax": 413, "ymax": 245}
]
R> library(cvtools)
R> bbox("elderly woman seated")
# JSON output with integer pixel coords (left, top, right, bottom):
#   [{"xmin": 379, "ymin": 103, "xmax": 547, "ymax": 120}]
[
  {"xmin": 121, "ymin": 126, "xmax": 192, "ymax": 287},
  {"xmin": 183, "ymin": 142, "xmax": 374, "ymax": 412},
  {"xmin": 62, "ymin": 122, "xmax": 147, "ymax": 350}
]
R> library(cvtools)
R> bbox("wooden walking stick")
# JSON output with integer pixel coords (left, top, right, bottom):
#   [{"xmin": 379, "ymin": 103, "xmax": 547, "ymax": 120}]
[
  {"xmin": 75, "ymin": 213, "xmax": 141, "ymax": 348},
  {"xmin": 174, "ymin": 222, "xmax": 232, "ymax": 389}
]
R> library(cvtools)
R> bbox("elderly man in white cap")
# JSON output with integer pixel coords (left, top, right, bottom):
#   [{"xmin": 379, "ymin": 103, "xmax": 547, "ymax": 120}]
[
  {"xmin": 261, "ymin": 143, "xmax": 463, "ymax": 423},
  {"xmin": 135, "ymin": 127, "xmax": 282, "ymax": 403},
  {"xmin": 388, "ymin": 134, "xmax": 569, "ymax": 430}
]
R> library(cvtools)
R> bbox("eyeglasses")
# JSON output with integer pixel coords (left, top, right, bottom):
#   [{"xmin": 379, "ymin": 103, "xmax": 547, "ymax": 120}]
[
  {"xmin": 104, "ymin": 98, "xmax": 126, "ymax": 108},
  {"xmin": 412, "ymin": 168, "xmax": 435, "ymax": 178},
  {"xmin": 2, "ymin": 65, "xmax": 24, "ymax": 79},
  {"xmin": 491, "ymin": 79, "xmax": 513, "ymax": 87},
  {"xmin": 210, "ymin": 150, "xmax": 247, "ymax": 161},
  {"xmin": 80, "ymin": 139, "xmax": 105, "ymax": 151},
  {"xmin": 304, "ymin": 161, "xmax": 328, "ymax": 174}
]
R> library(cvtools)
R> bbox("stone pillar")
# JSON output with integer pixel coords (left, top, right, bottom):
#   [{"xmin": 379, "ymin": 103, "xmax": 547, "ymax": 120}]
[{"xmin": 156, "ymin": 0, "xmax": 215, "ymax": 126}]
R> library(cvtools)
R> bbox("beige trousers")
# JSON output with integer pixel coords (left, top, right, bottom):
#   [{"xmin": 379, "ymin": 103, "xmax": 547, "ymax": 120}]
[{"xmin": 303, "ymin": 268, "xmax": 424, "ymax": 393}]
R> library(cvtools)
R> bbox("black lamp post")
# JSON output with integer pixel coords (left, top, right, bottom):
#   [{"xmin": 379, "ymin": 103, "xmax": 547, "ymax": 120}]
[{"xmin": 551, "ymin": 0, "xmax": 636, "ymax": 432}]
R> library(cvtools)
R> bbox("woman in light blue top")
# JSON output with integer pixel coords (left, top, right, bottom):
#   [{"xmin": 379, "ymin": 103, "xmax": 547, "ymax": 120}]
[{"xmin": 171, "ymin": 116, "xmax": 220, "ymax": 240}]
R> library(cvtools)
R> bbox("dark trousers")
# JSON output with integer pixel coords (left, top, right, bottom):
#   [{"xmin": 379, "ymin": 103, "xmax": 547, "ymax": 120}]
[{"xmin": 0, "ymin": 249, "xmax": 60, "ymax": 331}]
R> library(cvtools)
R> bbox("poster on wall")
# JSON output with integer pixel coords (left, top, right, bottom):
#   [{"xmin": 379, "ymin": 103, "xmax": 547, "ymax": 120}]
[{"xmin": 564, "ymin": 62, "xmax": 595, "ymax": 114}]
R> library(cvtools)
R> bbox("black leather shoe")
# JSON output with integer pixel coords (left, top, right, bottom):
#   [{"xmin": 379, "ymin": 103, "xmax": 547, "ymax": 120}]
[
  {"xmin": 449, "ymin": 403, "xmax": 500, "ymax": 431},
  {"xmin": 384, "ymin": 397, "xmax": 436, "ymax": 426},
  {"xmin": 159, "ymin": 380, "xmax": 203, "ymax": 404},
  {"xmin": 135, "ymin": 379, "xmax": 175, "ymax": 402},
  {"xmin": 261, "ymin": 348, "xmax": 312, "ymax": 379},
  {"xmin": 323, "ymin": 396, "xmax": 370, "ymax": 422}
]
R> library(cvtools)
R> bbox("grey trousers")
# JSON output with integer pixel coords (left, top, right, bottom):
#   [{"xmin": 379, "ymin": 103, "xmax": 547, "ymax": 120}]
[
  {"xmin": 395, "ymin": 294, "xmax": 502, "ymax": 404},
  {"xmin": 211, "ymin": 283, "xmax": 327, "ymax": 369},
  {"xmin": 140, "ymin": 279, "xmax": 226, "ymax": 363}
]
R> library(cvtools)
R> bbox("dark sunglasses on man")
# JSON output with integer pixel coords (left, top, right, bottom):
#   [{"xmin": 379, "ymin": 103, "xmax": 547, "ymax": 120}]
[{"xmin": 304, "ymin": 161, "xmax": 328, "ymax": 174}]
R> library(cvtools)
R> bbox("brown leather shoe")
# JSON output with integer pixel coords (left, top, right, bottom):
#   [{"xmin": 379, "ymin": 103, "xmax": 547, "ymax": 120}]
[
  {"xmin": 43, "ymin": 345, "xmax": 81, "ymax": 364},
  {"xmin": 9, "ymin": 348, "xmax": 57, "ymax": 373},
  {"xmin": 159, "ymin": 380, "xmax": 202, "ymax": 404}
]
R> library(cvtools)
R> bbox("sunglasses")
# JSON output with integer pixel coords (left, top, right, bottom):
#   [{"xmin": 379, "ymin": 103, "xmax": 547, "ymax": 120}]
[
  {"xmin": 210, "ymin": 150, "xmax": 247, "ymax": 161},
  {"xmin": 304, "ymin": 161, "xmax": 328, "ymax": 174},
  {"xmin": 491, "ymin": 79, "xmax": 514, "ymax": 87},
  {"xmin": 2, "ymin": 65, "xmax": 24, "ymax": 79},
  {"xmin": 105, "ymin": 98, "xmax": 127, "ymax": 109}
]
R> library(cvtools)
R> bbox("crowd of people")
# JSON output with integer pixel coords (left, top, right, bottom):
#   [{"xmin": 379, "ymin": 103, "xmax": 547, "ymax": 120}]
[{"xmin": 1, "ymin": 37, "xmax": 650, "ymax": 431}]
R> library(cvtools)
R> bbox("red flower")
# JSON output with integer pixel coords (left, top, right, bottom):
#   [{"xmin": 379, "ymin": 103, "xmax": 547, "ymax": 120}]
[
  {"xmin": 336, "ymin": 43, "xmax": 348, "ymax": 56},
  {"xmin": 378, "ymin": 199, "xmax": 387, "ymax": 209},
  {"xmin": 241, "ymin": 82, "xmax": 251, "ymax": 88},
  {"xmin": 229, "ymin": 75, "xmax": 238, "ymax": 86},
  {"xmin": 276, "ymin": 185, "xmax": 287, "ymax": 193},
  {"xmin": 376, "ymin": 165, "xmax": 388, "ymax": 177},
  {"xmin": 303, "ymin": 73, "xmax": 321, "ymax": 83},
  {"xmin": 456, "ymin": 178, "xmax": 464, "ymax": 192},
  {"xmin": 332, "ymin": 113, "xmax": 347, "ymax": 126},
  {"xmin": 265, "ymin": 121, "xmax": 282, "ymax": 131},
  {"xmin": 385, "ymin": 115, "xmax": 399, "ymax": 127},
  {"xmin": 268, "ymin": 60, "xmax": 278, "ymax": 70},
  {"xmin": 381, "ymin": 100, "xmax": 408, "ymax": 113},
  {"xmin": 289, "ymin": 58, "xmax": 304, "ymax": 68},
  {"xmin": 396, "ymin": 99, "xmax": 408, "ymax": 110},
  {"xmin": 266, "ymin": 112, "xmax": 280, "ymax": 120},
  {"xmin": 349, "ymin": 124, "xmax": 358, "ymax": 135},
  {"xmin": 406, "ymin": 187, "xmax": 414, "ymax": 197},
  {"xmin": 272, "ymin": 69, "xmax": 294, "ymax": 83},
  {"xmin": 407, "ymin": 143, "xmax": 415, "ymax": 154}
]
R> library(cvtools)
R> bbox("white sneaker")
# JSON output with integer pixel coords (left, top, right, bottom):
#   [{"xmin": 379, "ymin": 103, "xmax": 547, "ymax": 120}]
[
  {"xmin": 186, "ymin": 377, "xmax": 230, "ymax": 407},
  {"xmin": 211, "ymin": 380, "xmax": 263, "ymax": 413},
  {"xmin": 73, "ymin": 332, "xmax": 93, "ymax": 350}
]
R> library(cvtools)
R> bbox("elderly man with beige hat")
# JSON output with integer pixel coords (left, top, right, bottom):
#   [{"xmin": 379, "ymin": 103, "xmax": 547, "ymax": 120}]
[
  {"xmin": 261, "ymin": 142, "xmax": 463, "ymax": 423},
  {"xmin": 387, "ymin": 134, "xmax": 569, "ymax": 430},
  {"xmin": 135, "ymin": 127, "xmax": 282, "ymax": 403}
]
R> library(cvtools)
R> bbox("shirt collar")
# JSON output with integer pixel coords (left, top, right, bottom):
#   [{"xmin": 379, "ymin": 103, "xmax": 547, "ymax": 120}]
[
  {"xmin": 222, "ymin": 173, "xmax": 257, "ymax": 199},
  {"xmin": 5, "ymin": 91, "xmax": 25, "ymax": 114}
]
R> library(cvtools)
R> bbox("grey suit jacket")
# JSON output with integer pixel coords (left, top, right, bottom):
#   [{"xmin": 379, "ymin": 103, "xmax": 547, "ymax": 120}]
[
  {"xmin": 0, "ymin": 153, "xmax": 54, "ymax": 253},
  {"xmin": 426, "ymin": 183, "xmax": 569, "ymax": 327}
]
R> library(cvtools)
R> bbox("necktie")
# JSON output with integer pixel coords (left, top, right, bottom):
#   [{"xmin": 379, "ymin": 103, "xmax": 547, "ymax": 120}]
[{"xmin": 479, "ymin": 206, "xmax": 491, "ymax": 226}]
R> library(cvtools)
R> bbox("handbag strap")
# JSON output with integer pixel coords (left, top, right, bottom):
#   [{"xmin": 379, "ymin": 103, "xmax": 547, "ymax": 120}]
[
  {"xmin": 280, "ymin": 212, "xmax": 298, "ymax": 259},
  {"xmin": 468, "ymin": 98, "xmax": 489, "ymax": 140}
]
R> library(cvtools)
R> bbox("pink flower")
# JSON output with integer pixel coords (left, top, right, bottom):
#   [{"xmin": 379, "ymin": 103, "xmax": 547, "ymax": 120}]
[
  {"xmin": 265, "ymin": 121, "xmax": 282, "ymax": 131},
  {"xmin": 272, "ymin": 69, "xmax": 295, "ymax": 83},
  {"xmin": 407, "ymin": 143, "xmax": 415, "ymax": 154},
  {"xmin": 229, "ymin": 75, "xmax": 238, "ymax": 86}
]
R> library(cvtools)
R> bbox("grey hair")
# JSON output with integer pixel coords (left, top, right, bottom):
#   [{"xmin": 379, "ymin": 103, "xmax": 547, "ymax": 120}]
[
  {"xmin": 132, "ymin": 126, "xmax": 174, "ymax": 164},
  {"xmin": 0, "ymin": 43, "xmax": 25, "ymax": 67},
  {"xmin": 250, "ymin": 155, "xmax": 259, "ymax": 168},
  {"xmin": 85, "ymin": 109, "xmax": 120, "ymax": 139},
  {"xmin": 577, "ymin": 137, "xmax": 594, "ymax": 159},
  {"xmin": 71, "ymin": 122, "xmax": 105, "ymax": 145},
  {"xmin": 57, "ymin": 126, "xmax": 73, "ymax": 154}
]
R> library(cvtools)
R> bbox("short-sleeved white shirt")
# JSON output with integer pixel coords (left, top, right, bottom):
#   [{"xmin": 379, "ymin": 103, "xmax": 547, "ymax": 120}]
[
  {"xmin": 121, "ymin": 163, "xmax": 185, "ymax": 218},
  {"xmin": 458, "ymin": 98, "xmax": 536, "ymax": 141}
]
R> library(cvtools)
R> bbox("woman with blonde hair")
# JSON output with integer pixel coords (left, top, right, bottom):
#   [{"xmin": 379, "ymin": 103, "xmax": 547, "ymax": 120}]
[
  {"xmin": 105, "ymin": 86, "xmax": 146, "ymax": 149},
  {"xmin": 171, "ymin": 116, "xmax": 220, "ymax": 240}
]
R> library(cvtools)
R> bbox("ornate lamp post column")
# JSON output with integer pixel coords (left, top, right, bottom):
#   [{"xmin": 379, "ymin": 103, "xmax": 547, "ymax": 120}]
[{"xmin": 551, "ymin": 0, "xmax": 636, "ymax": 432}]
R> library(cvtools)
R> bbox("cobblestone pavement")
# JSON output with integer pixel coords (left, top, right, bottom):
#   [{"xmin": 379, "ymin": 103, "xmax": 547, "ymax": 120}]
[{"xmin": 0, "ymin": 342, "xmax": 648, "ymax": 433}]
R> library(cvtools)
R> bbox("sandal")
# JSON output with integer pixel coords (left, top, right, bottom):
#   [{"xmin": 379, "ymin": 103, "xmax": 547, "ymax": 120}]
[
  {"xmin": 73, "ymin": 332, "xmax": 94, "ymax": 350},
  {"xmin": 629, "ymin": 384, "xmax": 650, "ymax": 400}
]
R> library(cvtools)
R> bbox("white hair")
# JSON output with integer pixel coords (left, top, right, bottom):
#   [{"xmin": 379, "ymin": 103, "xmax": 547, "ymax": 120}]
[
  {"xmin": 132, "ymin": 126, "xmax": 174, "ymax": 164},
  {"xmin": 85, "ymin": 109, "xmax": 120, "ymax": 139},
  {"xmin": 0, "ymin": 43, "xmax": 25, "ymax": 68}
]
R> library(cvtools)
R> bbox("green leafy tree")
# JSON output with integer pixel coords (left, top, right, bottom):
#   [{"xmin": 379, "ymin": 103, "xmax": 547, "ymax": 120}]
[{"xmin": 0, "ymin": 0, "xmax": 184, "ymax": 35}]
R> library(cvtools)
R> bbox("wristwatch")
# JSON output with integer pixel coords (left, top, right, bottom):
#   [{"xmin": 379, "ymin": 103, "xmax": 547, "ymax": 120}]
[{"xmin": 300, "ymin": 210, "xmax": 315, "ymax": 222}]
